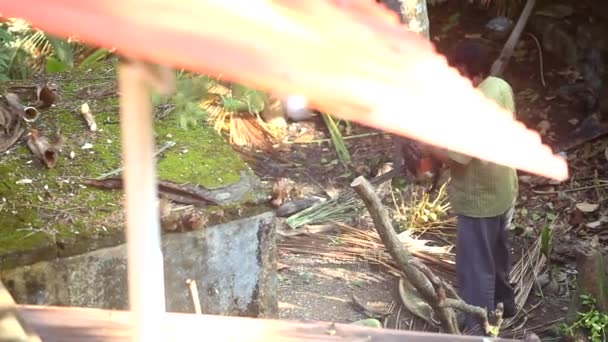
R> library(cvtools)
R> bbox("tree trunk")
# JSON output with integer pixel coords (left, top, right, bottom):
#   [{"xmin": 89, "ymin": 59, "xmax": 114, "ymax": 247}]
[
  {"xmin": 379, "ymin": 0, "xmax": 431, "ymax": 177},
  {"xmin": 380, "ymin": 0, "xmax": 430, "ymax": 39}
]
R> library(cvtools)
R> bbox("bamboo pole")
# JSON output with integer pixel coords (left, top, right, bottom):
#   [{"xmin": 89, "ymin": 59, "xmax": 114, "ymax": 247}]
[{"xmin": 118, "ymin": 59, "xmax": 167, "ymax": 342}]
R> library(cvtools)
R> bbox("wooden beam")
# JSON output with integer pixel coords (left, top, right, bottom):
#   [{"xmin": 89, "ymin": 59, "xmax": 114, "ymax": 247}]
[{"xmin": 16, "ymin": 304, "xmax": 521, "ymax": 342}]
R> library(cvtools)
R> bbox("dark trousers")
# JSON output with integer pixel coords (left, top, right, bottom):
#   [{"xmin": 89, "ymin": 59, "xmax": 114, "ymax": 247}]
[{"xmin": 456, "ymin": 206, "xmax": 515, "ymax": 335}]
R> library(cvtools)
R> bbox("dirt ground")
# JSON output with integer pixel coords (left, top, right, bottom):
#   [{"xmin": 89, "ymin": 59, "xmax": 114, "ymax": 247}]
[{"xmin": 235, "ymin": 1, "xmax": 608, "ymax": 340}]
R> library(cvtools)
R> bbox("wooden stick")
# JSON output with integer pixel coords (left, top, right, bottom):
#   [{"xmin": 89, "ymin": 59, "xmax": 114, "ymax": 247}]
[
  {"xmin": 186, "ymin": 279, "xmax": 202, "ymax": 315},
  {"xmin": 490, "ymin": 0, "xmax": 537, "ymax": 77},
  {"xmin": 118, "ymin": 59, "xmax": 171, "ymax": 342},
  {"xmin": 526, "ymin": 32, "xmax": 546, "ymax": 88},
  {"xmin": 440, "ymin": 299, "xmax": 489, "ymax": 332},
  {"xmin": 350, "ymin": 176, "xmax": 459, "ymax": 334}
]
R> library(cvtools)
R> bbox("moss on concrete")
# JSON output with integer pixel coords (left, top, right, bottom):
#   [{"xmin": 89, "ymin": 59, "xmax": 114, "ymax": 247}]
[
  {"xmin": 155, "ymin": 113, "xmax": 246, "ymax": 189},
  {"xmin": 0, "ymin": 60, "xmax": 259, "ymax": 269}
]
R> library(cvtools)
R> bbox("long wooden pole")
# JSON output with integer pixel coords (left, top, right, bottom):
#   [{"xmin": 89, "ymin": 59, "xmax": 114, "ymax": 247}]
[
  {"xmin": 118, "ymin": 59, "xmax": 167, "ymax": 342},
  {"xmin": 489, "ymin": 0, "xmax": 537, "ymax": 76},
  {"xmin": 0, "ymin": 0, "xmax": 569, "ymax": 182}
]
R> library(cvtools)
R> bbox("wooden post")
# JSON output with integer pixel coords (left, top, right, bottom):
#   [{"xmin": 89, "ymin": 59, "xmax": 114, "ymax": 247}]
[{"xmin": 118, "ymin": 60, "xmax": 171, "ymax": 342}]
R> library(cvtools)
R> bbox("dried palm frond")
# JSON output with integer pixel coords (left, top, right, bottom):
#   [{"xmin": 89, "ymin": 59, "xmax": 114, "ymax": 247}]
[
  {"xmin": 204, "ymin": 81, "xmax": 232, "ymax": 132},
  {"xmin": 229, "ymin": 114, "xmax": 276, "ymax": 150},
  {"xmin": 282, "ymin": 198, "xmax": 556, "ymax": 336},
  {"xmin": 501, "ymin": 222, "xmax": 568, "ymax": 332},
  {"xmin": 278, "ymin": 222, "xmax": 455, "ymax": 278},
  {"xmin": 204, "ymin": 81, "xmax": 280, "ymax": 149}
]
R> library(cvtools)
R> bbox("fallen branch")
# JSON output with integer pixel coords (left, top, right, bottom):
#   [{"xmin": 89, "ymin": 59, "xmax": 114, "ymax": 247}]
[
  {"xmin": 425, "ymin": 255, "xmax": 504, "ymax": 337},
  {"xmin": 82, "ymin": 177, "xmax": 219, "ymax": 206},
  {"xmin": 439, "ymin": 300, "xmax": 504, "ymax": 337},
  {"xmin": 350, "ymin": 176, "xmax": 508, "ymax": 336},
  {"xmin": 490, "ymin": 0, "xmax": 537, "ymax": 77},
  {"xmin": 440, "ymin": 299, "xmax": 488, "ymax": 331},
  {"xmin": 493, "ymin": 303, "xmax": 505, "ymax": 336},
  {"xmin": 350, "ymin": 176, "xmax": 459, "ymax": 334}
]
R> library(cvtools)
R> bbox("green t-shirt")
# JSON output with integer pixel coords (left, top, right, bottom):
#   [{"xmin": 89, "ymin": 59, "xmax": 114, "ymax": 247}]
[{"xmin": 446, "ymin": 76, "xmax": 519, "ymax": 218}]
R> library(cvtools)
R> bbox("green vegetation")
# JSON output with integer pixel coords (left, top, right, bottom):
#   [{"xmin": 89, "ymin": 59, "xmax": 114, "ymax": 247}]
[
  {"xmin": 560, "ymin": 294, "xmax": 608, "ymax": 342},
  {"xmin": 321, "ymin": 113, "xmax": 352, "ymax": 167},
  {"xmin": 221, "ymin": 83, "xmax": 266, "ymax": 114},
  {"xmin": 151, "ymin": 72, "xmax": 212, "ymax": 129},
  {"xmin": 0, "ymin": 58, "xmax": 257, "ymax": 268}
]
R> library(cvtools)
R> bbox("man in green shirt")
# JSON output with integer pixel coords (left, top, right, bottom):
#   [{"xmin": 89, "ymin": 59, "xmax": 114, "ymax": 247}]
[{"xmin": 429, "ymin": 39, "xmax": 519, "ymax": 335}]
